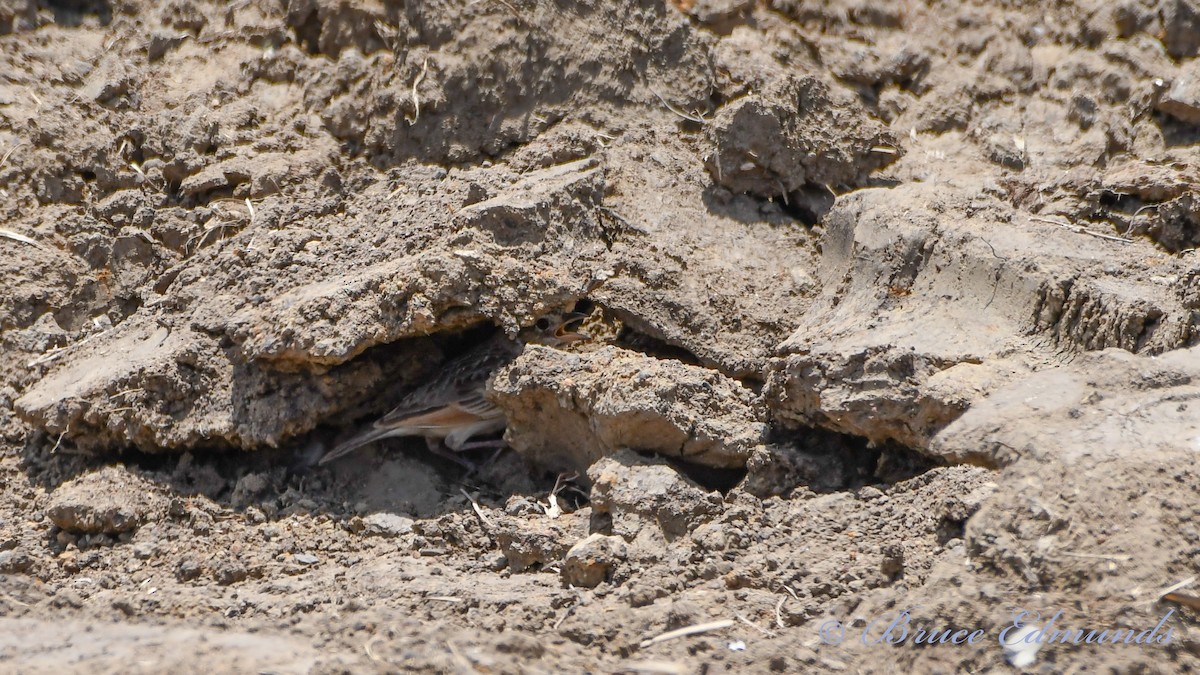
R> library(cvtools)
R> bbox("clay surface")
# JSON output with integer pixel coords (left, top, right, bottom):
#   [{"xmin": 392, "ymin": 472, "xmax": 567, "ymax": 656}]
[{"xmin": 2, "ymin": 0, "xmax": 1199, "ymax": 671}]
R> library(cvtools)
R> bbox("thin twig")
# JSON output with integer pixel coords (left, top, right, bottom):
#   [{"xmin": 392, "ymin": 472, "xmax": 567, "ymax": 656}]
[
  {"xmin": 187, "ymin": 221, "xmax": 236, "ymax": 254},
  {"xmin": 0, "ymin": 141, "xmax": 24, "ymax": 170},
  {"xmin": 735, "ymin": 612, "xmax": 778, "ymax": 638},
  {"xmin": 407, "ymin": 57, "xmax": 429, "ymax": 126},
  {"xmin": 489, "ymin": 0, "xmax": 523, "ymax": 21},
  {"xmin": 776, "ymin": 584, "xmax": 799, "ymax": 628},
  {"xmin": 49, "ymin": 430, "xmax": 66, "ymax": 455},
  {"xmin": 0, "ymin": 228, "xmax": 45, "ymax": 250},
  {"xmin": 1157, "ymin": 576, "xmax": 1197, "ymax": 599},
  {"xmin": 553, "ymin": 601, "xmax": 577, "ymax": 630},
  {"xmin": 1030, "ymin": 216, "xmax": 1133, "ymax": 244},
  {"xmin": 639, "ymin": 619, "xmax": 734, "ymax": 649},
  {"xmin": 460, "ymin": 488, "xmax": 493, "ymax": 530},
  {"xmin": 649, "ymin": 86, "xmax": 709, "ymax": 125},
  {"xmin": 27, "ymin": 326, "xmax": 113, "ymax": 367},
  {"xmin": 1162, "ymin": 592, "xmax": 1200, "ymax": 611}
]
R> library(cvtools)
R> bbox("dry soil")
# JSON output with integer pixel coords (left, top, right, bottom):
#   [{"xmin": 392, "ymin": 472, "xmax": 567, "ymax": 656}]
[{"xmin": 3, "ymin": 0, "xmax": 1200, "ymax": 673}]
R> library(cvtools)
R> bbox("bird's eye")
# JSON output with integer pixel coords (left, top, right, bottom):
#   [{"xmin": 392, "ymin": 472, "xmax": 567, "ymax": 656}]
[{"xmin": 535, "ymin": 317, "xmax": 551, "ymax": 331}]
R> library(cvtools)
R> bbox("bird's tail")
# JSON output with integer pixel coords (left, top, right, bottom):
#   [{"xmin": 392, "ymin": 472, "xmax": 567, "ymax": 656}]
[{"xmin": 319, "ymin": 426, "xmax": 395, "ymax": 465}]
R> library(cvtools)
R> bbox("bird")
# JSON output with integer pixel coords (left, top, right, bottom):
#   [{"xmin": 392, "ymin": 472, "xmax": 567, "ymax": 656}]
[{"xmin": 319, "ymin": 311, "xmax": 589, "ymax": 465}]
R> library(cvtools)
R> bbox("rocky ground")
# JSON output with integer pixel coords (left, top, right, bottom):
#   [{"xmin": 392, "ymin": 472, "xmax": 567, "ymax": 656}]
[{"xmin": 2, "ymin": 0, "xmax": 1200, "ymax": 672}]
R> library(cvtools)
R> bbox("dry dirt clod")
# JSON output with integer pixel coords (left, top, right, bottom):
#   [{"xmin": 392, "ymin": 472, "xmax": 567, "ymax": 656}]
[
  {"xmin": 562, "ymin": 533, "xmax": 628, "ymax": 589},
  {"xmin": 704, "ymin": 75, "xmax": 901, "ymax": 200},
  {"xmin": 1156, "ymin": 59, "xmax": 1200, "ymax": 124},
  {"xmin": 494, "ymin": 518, "xmax": 575, "ymax": 574},
  {"xmin": 361, "ymin": 513, "xmax": 415, "ymax": 538},
  {"xmin": 175, "ymin": 558, "xmax": 203, "ymax": 582},
  {"xmin": 46, "ymin": 466, "xmax": 166, "ymax": 535},
  {"xmin": 588, "ymin": 451, "xmax": 723, "ymax": 544},
  {"xmin": 3, "ymin": 0, "xmax": 1200, "ymax": 671},
  {"xmin": 493, "ymin": 345, "xmax": 766, "ymax": 475},
  {"xmin": 0, "ymin": 550, "xmax": 33, "ymax": 575}
]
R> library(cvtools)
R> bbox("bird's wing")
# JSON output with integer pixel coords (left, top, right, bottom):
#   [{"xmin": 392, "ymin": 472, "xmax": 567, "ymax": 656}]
[
  {"xmin": 375, "ymin": 338, "xmax": 516, "ymax": 425},
  {"xmin": 319, "ymin": 425, "xmax": 397, "ymax": 464},
  {"xmin": 389, "ymin": 398, "xmax": 493, "ymax": 428},
  {"xmin": 319, "ymin": 338, "xmax": 516, "ymax": 465}
]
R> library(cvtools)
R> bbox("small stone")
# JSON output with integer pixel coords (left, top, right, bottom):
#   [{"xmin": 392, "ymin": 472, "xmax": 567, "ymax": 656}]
[
  {"xmin": 880, "ymin": 542, "xmax": 905, "ymax": 580},
  {"xmin": 857, "ymin": 486, "xmax": 885, "ymax": 501},
  {"xmin": 244, "ymin": 506, "xmax": 266, "ymax": 524},
  {"xmin": 504, "ymin": 497, "xmax": 543, "ymax": 517},
  {"xmin": 51, "ymin": 589, "xmax": 83, "ymax": 609},
  {"xmin": 665, "ymin": 599, "xmax": 703, "ymax": 631},
  {"xmin": 176, "ymin": 558, "xmax": 203, "ymax": 582},
  {"xmin": 1158, "ymin": 65, "xmax": 1200, "ymax": 124},
  {"xmin": 625, "ymin": 586, "xmax": 659, "ymax": 608},
  {"xmin": 361, "ymin": 513, "xmax": 414, "ymax": 538},
  {"xmin": 47, "ymin": 466, "xmax": 164, "ymax": 535},
  {"xmin": 131, "ymin": 541, "xmax": 156, "ymax": 560},
  {"xmin": 496, "ymin": 521, "xmax": 572, "ymax": 573},
  {"xmin": 691, "ymin": 523, "xmax": 728, "ymax": 551},
  {"xmin": 230, "ymin": 472, "xmax": 270, "ymax": 509},
  {"xmin": 0, "ymin": 550, "xmax": 33, "ymax": 574},
  {"xmin": 588, "ymin": 451, "xmax": 723, "ymax": 540},
  {"xmin": 294, "ymin": 553, "xmax": 319, "ymax": 565},
  {"xmin": 561, "ymin": 533, "xmax": 627, "ymax": 588},
  {"xmin": 213, "ymin": 560, "xmax": 248, "ymax": 585}
]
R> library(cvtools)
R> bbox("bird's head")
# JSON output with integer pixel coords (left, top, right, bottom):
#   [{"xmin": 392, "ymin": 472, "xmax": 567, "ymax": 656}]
[{"xmin": 524, "ymin": 311, "xmax": 591, "ymax": 347}]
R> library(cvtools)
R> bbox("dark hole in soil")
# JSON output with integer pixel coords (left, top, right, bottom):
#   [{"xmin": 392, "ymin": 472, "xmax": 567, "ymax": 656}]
[
  {"xmin": 754, "ymin": 426, "xmax": 942, "ymax": 496},
  {"xmin": 43, "ymin": 0, "xmax": 111, "ymax": 27},
  {"xmin": 936, "ymin": 514, "xmax": 967, "ymax": 545},
  {"xmin": 426, "ymin": 319, "xmax": 499, "ymax": 359},
  {"xmin": 571, "ymin": 297, "xmax": 595, "ymax": 316},
  {"xmin": 1156, "ymin": 112, "xmax": 1200, "ymax": 148},
  {"xmin": 1096, "ymin": 188, "xmax": 1140, "ymax": 212},
  {"xmin": 615, "ymin": 327, "xmax": 703, "ymax": 366},
  {"xmin": 665, "ymin": 458, "xmax": 747, "ymax": 493},
  {"xmin": 781, "ymin": 184, "xmax": 836, "ymax": 225},
  {"xmin": 871, "ymin": 442, "xmax": 941, "ymax": 485}
]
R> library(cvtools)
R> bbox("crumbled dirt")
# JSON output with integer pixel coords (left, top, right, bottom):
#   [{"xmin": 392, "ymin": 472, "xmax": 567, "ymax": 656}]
[{"xmin": 3, "ymin": 0, "xmax": 1200, "ymax": 672}]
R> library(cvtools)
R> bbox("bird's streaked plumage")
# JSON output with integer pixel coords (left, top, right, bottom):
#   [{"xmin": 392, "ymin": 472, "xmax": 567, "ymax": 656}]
[{"xmin": 319, "ymin": 312, "xmax": 587, "ymax": 465}]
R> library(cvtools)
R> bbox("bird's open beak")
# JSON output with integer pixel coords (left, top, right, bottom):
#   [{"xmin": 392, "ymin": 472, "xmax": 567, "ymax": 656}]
[{"xmin": 554, "ymin": 312, "xmax": 591, "ymax": 343}]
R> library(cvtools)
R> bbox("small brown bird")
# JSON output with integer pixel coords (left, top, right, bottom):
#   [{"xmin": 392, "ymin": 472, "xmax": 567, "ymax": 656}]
[{"xmin": 319, "ymin": 312, "xmax": 589, "ymax": 465}]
